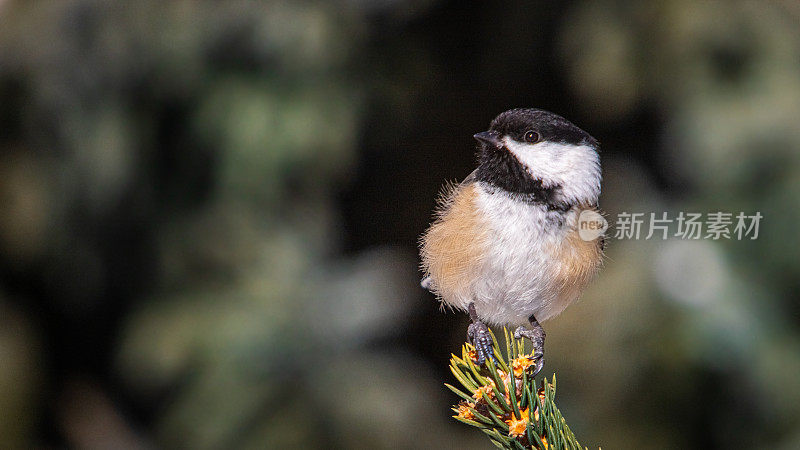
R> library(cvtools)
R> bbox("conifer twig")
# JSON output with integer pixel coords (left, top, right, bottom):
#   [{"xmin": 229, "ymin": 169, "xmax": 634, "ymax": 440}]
[{"xmin": 447, "ymin": 328, "xmax": 590, "ymax": 449}]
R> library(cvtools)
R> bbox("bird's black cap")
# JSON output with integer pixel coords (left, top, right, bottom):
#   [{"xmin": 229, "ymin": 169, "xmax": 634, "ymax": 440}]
[{"xmin": 487, "ymin": 108, "xmax": 598, "ymax": 147}]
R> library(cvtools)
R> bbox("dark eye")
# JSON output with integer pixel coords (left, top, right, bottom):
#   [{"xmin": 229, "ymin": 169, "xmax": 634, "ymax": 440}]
[{"xmin": 523, "ymin": 130, "xmax": 540, "ymax": 143}]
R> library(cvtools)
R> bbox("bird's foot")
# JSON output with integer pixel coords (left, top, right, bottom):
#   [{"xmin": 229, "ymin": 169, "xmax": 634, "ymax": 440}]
[
  {"xmin": 467, "ymin": 320, "xmax": 495, "ymax": 366},
  {"xmin": 513, "ymin": 324, "xmax": 545, "ymax": 377}
]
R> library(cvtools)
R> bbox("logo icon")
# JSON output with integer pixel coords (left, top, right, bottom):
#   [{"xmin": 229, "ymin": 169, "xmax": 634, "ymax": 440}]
[{"xmin": 578, "ymin": 209, "xmax": 608, "ymax": 241}]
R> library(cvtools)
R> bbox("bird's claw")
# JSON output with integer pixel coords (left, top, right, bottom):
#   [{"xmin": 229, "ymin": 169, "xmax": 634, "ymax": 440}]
[
  {"xmin": 513, "ymin": 325, "xmax": 545, "ymax": 377},
  {"xmin": 531, "ymin": 354, "xmax": 545, "ymax": 377},
  {"xmin": 467, "ymin": 321, "xmax": 495, "ymax": 366}
]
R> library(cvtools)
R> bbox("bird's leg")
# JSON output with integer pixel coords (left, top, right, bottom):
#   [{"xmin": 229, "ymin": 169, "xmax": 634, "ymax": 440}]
[
  {"xmin": 466, "ymin": 303, "xmax": 495, "ymax": 366},
  {"xmin": 514, "ymin": 314, "xmax": 546, "ymax": 376}
]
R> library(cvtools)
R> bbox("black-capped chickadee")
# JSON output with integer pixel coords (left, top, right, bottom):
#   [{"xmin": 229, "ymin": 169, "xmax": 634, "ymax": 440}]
[{"xmin": 419, "ymin": 108, "xmax": 604, "ymax": 374}]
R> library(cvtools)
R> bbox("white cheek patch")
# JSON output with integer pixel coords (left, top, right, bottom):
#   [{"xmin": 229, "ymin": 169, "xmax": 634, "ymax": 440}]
[{"xmin": 503, "ymin": 138, "xmax": 601, "ymax": 205}]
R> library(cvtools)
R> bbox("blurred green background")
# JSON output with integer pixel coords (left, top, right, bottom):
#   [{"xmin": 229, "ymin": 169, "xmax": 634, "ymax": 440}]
[{"xmin": 1, "ymin": 0, "xmax": 800, "ymax": 448}]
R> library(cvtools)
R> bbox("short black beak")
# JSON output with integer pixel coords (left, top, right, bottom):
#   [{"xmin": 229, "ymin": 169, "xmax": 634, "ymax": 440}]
[{"xmin": 473, "ymin": 131, "xmax": 502, "ymax": 147}]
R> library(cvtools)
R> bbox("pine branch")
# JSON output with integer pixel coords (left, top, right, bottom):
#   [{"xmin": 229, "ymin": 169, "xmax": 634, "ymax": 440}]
[{"xmin": 447, "ymin": 328, "xmax": 590, "ymax": 449}]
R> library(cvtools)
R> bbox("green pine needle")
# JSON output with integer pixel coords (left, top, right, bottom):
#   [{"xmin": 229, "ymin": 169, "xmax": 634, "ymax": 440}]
[{"xmin": 447, "ymin": 328, "xmax": 591, "ymax": 449}]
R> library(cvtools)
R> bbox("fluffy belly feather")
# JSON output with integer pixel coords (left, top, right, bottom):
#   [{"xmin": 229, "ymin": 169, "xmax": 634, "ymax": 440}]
[
  {"xmin": 420, "ymin": 183, "xmax": 490, "ymax": 305},
  {"xmin": 472, "ymin": 185, "xmax": 602, "ymax": 324},
  {"xmin": 421, "ymin": 181, "xmax": 602, "ymax": 326}
]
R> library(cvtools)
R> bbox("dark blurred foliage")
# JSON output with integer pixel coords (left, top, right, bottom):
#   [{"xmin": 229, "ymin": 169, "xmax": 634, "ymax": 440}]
[{"xmin": 1, "ymin": 0, "xmax": 800, "ymax": 448}]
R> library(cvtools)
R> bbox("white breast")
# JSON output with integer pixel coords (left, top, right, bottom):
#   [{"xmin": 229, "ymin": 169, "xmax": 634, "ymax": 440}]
[{"xmin": 470, "ymin": 183, "xmax": 581, "ymax": 326}]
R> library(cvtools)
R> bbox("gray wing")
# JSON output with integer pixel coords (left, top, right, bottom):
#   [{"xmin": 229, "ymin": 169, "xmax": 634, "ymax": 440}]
[
  {"xmin": 420, "ymin": 275, "xmax": 433, "ymax": 290},
  {"xmin": 459, "ymin": 169, "xmax": 478, "ymax": 188}
]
